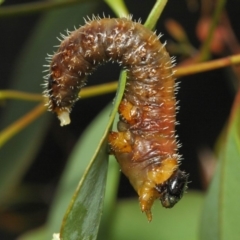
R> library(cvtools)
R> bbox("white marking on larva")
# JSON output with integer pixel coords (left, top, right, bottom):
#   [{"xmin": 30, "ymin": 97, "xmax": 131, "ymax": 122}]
[
  {"xmin": 133, "ymin": 43, "xmax": 146, "ymax": 55},
  {"xmin": 164, "ymin": 64, "xmax": 174, "ymax": 70},
  {"xmin": 156, "ymin": 33, "xmax": 163, "ymax": 40},
  {"xmin": 83, "ymin": 17, "xmax": 88, "ymax": 24},
  {"xmin": 87, "ymin": 15, "xmax": 92, "ymax": 21},
  {"xmin": 46, "ymin": 53, "xmax": 53, "ymax": 59},
  {"xmin": 43, "ymin": 75, "xmax": 50, "ymax": 80},
  {"xmin": 177, "ymin": 143, "xmax": 182, "ymax": 148},
  {"xmin": 56, "ymin": 37, "xmax": 62, "ymax": 42}
]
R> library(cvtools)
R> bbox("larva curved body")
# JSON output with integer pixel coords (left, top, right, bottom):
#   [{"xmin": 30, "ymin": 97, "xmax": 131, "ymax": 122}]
[{"xmin": 44, "ymin": 17, "xmax": 188, "ymax": 221}]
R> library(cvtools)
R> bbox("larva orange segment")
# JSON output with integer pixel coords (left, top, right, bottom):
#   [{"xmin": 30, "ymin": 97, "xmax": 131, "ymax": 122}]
[
  {"xmin": 147, "ymin": 158, "xmax": 178, "ymax": 185},
  {"xmin": 118, "ymin": 100, "xmax": 138, "ymax": 125},
  {"xmin": 108, "ymin": 131, "xmax": 132, "ymax": 153}
]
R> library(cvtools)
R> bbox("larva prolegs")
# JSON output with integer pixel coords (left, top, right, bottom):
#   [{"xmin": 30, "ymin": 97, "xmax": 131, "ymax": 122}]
[{"xmin": 108, "ymin": 131, "xmax": 132, "ymax": 153}]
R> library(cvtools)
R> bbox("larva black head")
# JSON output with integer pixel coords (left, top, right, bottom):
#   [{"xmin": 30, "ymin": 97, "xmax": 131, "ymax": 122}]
[{"xmin": 156, "ymin": 170, "xmax": 188, "ymax": 208}]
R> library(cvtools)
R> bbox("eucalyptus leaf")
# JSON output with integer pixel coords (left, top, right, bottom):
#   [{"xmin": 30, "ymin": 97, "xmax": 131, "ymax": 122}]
[
  {"xmin": 60, "ymin": 139, "xmax": 108, "ymax": 240},
  {"xmin": 109, "ymin": 192, "xmax": 204, "ymax": 240},
  {"xmin": 59, "ymin": 69, "xmax": 126, "ymax": 239},
  {"xmin": 200, "ymin": 92, "xmax": 240, "ymax": 240}
]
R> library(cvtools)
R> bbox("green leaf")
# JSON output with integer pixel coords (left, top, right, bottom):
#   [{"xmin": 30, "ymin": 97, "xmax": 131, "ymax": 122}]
[
  {"xmin": 59, "ymin": 71, "xmax": 126, "ymax": 239},
  {"xmin": 60, "ymin": 139, "xmax": 108, "ymax": 240},
  {"xmin": 110, "ymin": 192, "xmax": 204, "ymax": 240},
  {"xmin": 97, "ymin": 147, "xmax": 121, "ymax": 239},
  {"xmin": 200, "ymin": 91, "xmax": 240, "ymax": 240}
]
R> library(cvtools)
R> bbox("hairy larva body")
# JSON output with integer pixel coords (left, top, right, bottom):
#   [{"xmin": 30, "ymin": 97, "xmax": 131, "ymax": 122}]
[{"xmin": 43, "ymin": 16, "xmax": 188, "ymax": 221}]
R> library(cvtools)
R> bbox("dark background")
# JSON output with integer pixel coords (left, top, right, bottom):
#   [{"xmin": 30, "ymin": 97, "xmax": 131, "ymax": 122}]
[{"xmin": 0, "ymin": 0, "xmax": 238, "ymax": 239}]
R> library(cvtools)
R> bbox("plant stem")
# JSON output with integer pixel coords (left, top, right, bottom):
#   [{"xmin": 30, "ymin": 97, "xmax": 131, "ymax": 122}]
[
  {"xmin": 175, "ymin": 54, "xmax": 240, "ymax": 78},
  {"xmin": 144, "ymin": 0, "xmax": 168, "ymax": 29},
  {"xmin": 0, "ymin": 82, "xmax": 117, "ymax": 102},
  {"xmin": 0, "ymin": 103, "xmax": 46, "ymax": 148},
  {"xmin": 0, "ymin": 90, "xmax": 43, "ymax": 101},
  {"xmin": 80, "ymin": 82, "xmax": 118, "ymax": 98},
  {"xmin": 104, "ymin": 0, "xmax": 129, "ymax": 17}
]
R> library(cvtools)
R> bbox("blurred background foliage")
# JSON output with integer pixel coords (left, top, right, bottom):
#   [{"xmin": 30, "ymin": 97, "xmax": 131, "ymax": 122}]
[{"xmin": 0, "ymin": 0, "xmax": 240, "ymax": 239}]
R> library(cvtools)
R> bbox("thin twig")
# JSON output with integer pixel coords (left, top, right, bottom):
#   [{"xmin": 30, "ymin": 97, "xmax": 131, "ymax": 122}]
[
  {"xmin": 175, "ymin": 54, "xmax": 240, "ymax": 78},
  {"xmin": 0, "ymin": 103, "xmax": 46, "ymax": 148},
  {"xmin": 80, "ymin": 82, "xmax": 118, "ymax": 98},
  {"xmin": 0, "ymin": 82, "xmax": 118, "ymax": 102},
  {"xmin": 0, "ymin": 90, "xmax": 43, "ymax": 101}
]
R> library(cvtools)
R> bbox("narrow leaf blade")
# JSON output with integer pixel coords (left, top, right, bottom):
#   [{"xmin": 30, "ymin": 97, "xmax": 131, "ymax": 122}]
[
  {"xmin": 59, "ymin": 72, "xmax": 127, "ymax": 239},
  {"xmin": 60, "ymin": 139, "xmax": 109, "ymax": 239},
  {"xmin": 200, "ymin": 90, "xmax": 240, "ymax": 240}
]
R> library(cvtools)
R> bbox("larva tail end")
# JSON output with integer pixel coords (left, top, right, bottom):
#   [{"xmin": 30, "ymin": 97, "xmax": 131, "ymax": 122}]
[
  {"xmin": 144, "ymin": 209, "xmax": 153, "ymax": 222},
  {"xmin": 139, "ymin": 197, "xmax": 154, "ymax": 222},
  {"xmin": 57, "ymin": 110, "xmax": 71, "ymax": 126}
]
